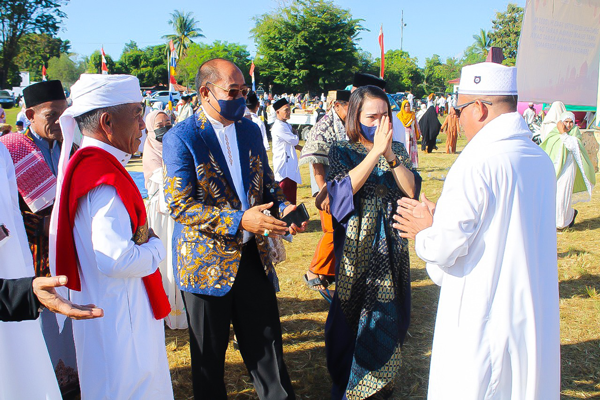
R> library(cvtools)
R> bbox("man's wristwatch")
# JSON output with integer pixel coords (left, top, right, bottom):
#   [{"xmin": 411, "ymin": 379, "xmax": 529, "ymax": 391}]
[{"xmin": 387, "ymin": 156, "xmax": 400, "ymax": 169}]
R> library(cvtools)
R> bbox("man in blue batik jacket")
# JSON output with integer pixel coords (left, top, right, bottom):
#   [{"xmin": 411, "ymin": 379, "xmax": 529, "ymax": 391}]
[{"xmin": 162, "ymin": 58, "xmax": 307, "ymax": 400}]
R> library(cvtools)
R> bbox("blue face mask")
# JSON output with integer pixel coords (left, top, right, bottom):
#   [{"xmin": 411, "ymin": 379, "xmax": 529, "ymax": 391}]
[
  {"xmin": 359, "ymin": 123, "xmax": 377, "ymax": 142},
  {"xmin": 209, "ymin": 90, "xmax": 246, "ymax": 122}
]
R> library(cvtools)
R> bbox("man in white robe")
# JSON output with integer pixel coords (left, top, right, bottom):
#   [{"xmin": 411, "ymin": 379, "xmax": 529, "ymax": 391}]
[
  {"xmin": 50, "ymin": 74, "xmax": 174, "ymax": 399},
  {"xmin": 0, "ymin": 142, "xmax": 103, "ymax": 399},
  {"xmin": 271, "ymin": 98, "xmax": 302, "ymax": 204},
  {"xmin": 393, "ymin": 62, "xmax": 560, "ymax": 400}
]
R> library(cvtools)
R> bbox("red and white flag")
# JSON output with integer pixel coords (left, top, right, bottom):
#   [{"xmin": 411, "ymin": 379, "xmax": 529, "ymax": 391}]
[
  {"xmin": 378, "ymin": 25, "xmax": 385, "ymax": 79},
  {"xmin": 249, "ymin": 61, "xmax": 256, "ymax": 91},
  {"xmin": 101, "ymin": 46, "xmax": 108, "ymax": 75},
  {"xmin": 42, "ymin": 65, "xmax": 47, "ymax": 81}
]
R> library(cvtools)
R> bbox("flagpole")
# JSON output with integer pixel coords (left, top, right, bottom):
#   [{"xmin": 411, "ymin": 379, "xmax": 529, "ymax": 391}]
[{"xmin": 167, "ymin": 48, "xmax": 171, "ymax": 93}]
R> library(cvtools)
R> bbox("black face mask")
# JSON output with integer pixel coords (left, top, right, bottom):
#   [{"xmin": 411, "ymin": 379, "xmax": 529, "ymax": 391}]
[{"xmin": 154, "ymin": 125, "xmax": 172, "ymax": 142}]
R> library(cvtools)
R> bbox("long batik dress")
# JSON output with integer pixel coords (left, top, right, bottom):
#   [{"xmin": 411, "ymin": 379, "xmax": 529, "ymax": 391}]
[{"xmin": 325, "ymin": 141, "xmax": 421, "ymax": 400}]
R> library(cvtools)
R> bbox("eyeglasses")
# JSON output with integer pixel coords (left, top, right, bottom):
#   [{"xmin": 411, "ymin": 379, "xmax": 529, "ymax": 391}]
[
  {"xmin": 454, "ymin": 99, "xmax": 493, "ymax": 117},
  {"xmin": 206, "ymin": 81, "xmax": 250, "ymax": 98}
]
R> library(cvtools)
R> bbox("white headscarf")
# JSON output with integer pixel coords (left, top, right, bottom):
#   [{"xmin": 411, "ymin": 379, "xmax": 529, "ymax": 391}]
[
  {"xmin": 540, "ymin": 101, "xmax": 567, "ymax": 142},
  {"xmin": 49, "ymin": 74, "xmax": 143, "ymax": 279},
  {"xmin": 560, "ymin": 111, "xmax": 576, "ymax": 123}
]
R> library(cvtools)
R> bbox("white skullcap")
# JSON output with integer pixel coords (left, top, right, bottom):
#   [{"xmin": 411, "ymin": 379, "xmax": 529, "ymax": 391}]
[
  {"xmin": 560, "ymin": 111, "xmax": 576, "ymax": 123},
  {"xmin": 49, "ymin": 74, "xmax": 142, "ymax": 281},
  {"xmin": 458, "ymin": 62, "xmax": 517, "ymax": 96}
]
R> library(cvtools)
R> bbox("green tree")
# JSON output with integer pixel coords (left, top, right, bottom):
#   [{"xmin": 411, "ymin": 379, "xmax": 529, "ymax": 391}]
[
  {"xmin": 355, "ymin": 50, "xmax": 377, "ymax": 77},
  {"xmin": 0, "ymin": 0, "xmax": 69, "ymax": 87},
  {"xmin": 251, "ymin": 0, "xmax": 364, "ymax": 93},
  {"xmin": 86, "ymin": 50, "xmax": 118, "ymax": 74},
  {"xmin": 122, "ymin": 40, "xmax": 139, "ymax": 54},
  {"xmin": 461, "ymin": 44, "xmax": 486, "ymax": 66},
  {"xmin": 118, "ymin": 44, "xmax": 168, "ymax": 87},
  {"xmin": 177, "ymin": 41, "xmax": 251, "ymax": 89},
  {"xmin": 162, "ymin": 10, "xmax": 204, "ymax": 60},
  {"xmin": 489, "ymin": 3, "xmax": 524, "ymax": 66},
  {"xmin": 472, "ymin": 29, "xmax": 491, "ymax": 57},
  {"xmin": 420, "ymin": 55, "xmax": 445, "ymax": 94},
  {"xmin": 46, "ymin": 53, "xmax": 85, "ymax": 88},
  {"xmin": 437, "ymin": 57, "xmax": 462, "ymax": 93},
  {"xmin": 13, "ymin": 34, "xmax": 70, "ymax": 82},
  {"xmin": 375, "ymin": 50, "xmax": 422, "ymax": 94}
]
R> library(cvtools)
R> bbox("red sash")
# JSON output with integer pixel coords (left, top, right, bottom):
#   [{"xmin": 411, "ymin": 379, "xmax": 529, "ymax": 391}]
[{"xmin": 55, "ymin": 146, "xmax": 170, "ymax": 320}]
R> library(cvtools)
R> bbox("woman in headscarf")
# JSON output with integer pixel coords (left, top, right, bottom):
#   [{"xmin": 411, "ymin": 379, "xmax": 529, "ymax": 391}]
[
  {"xmin": 397, "ymin": 99, "xmax": 420, "ymax": 167},
  {"xmin": 419, "ymin": 105, "xmax": 442, "ymax": 153},
  {"xmin": 540, "ymin": 111, "xmax": 595, "ymax": 229},
  {"xmin": 416, "ymin": 103, "xmax": 427, "ymax": 123},
  {"xmin": 325, "ymin": 86, "xmax": 421, "ymax": 400},
  {"xmin": 440, "ymin": 106, "xmax": 460, "ymax": 154},
  {"xmin": 540, "ymin": 101, "xmax": 567, "ymax": 143},
  {"xmin": 142, "ymin": 110, "xmax": 188, "ymax": 329}
]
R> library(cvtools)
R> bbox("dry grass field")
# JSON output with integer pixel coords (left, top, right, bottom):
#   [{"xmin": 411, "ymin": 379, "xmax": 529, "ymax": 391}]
[{"xmin": 6, "ymin": 109, "xmax": 598, "ymax": 398}]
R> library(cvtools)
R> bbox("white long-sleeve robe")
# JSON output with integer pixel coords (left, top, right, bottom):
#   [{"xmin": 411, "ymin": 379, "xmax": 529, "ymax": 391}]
[
  {"xmin": 415, "ymin": 112, "xmax": 560, "ymax": 400},
  {"xmin": 0, "ymin": 143, "xmax": 62, "ymax": 400},
  {"xmin": 71, "ymin": 138, "xmax": 173, "ymax": 399}
]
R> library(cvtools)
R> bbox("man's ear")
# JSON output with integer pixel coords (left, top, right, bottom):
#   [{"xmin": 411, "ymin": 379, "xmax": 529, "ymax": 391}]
[
  {"xmin": 199, "ymin": 86, "xmax": 209, "ymax": 101},
  {"xmin": 98, "ymin": 111, "xmax": 113, "ymax": 136},
  {"xmin": 25, "ymin": 108, "xmax": 35, "ymax": 122},
  {"xmin": 475, "ymin": 101, "xmax": 488, "ymax": 122}
]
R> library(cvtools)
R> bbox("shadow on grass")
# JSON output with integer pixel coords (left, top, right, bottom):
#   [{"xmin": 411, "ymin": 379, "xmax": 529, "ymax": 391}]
[
  {"xmin": 169, "ymin": 340, "xmax": 331, "ymax": 400},
  {"xmin": 558, "ymin": 248, "xmax": 588, "ymax": 258},
  {"xmin": 559, "ymin": 274, "xmax": 600, "ymax": 299},
  {"xmin": 304, "ymin": 218, "xmax": 323, "ymax": 233},
  {"xmin": 278, "ymin": 296, "xmax": 330, "ymax": 317},
  {"xmin": 569, "ymin": 216, "xmax": 600, "ymax": 232},
  {"xmin": 561, "ymin": 339, "xmax": 600, "ymax": 398}
]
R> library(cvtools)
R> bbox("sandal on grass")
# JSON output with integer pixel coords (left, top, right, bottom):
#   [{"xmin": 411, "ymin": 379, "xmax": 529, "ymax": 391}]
[
  {"xmin": 319, "ymin": 287, "xmax": 334, "ymax": 303},
  {"xmin": 303, "ymin": 273, "xmax": 328, "ymax": 291}
]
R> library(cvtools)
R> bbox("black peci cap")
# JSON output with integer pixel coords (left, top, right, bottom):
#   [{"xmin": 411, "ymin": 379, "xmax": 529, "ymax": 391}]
[
  {"xmin": 273, "ymin": 98, "xmax": 289, "ymax": 111},
  {"xmin": 353, "ymin": 73, "xmax": 386, "ymax": 90},
  {"xmin": 23, "ymin": 80, "xmax": 66, "ymax": 108},
  {"xmin": 334, "ymin": 90, "xmax": 351, "ymax": 102},
  {"xmin": 246, "ymin": 91, "xmax": 259, "ymax": 108}
]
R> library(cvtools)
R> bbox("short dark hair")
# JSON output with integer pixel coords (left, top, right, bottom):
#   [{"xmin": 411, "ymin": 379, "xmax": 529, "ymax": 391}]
[
  {"xmin": 74, "ymin": 104, "xmax": 129, "ymax": 133},
  {"xmin": 195, "ymin": 58, "xmax": 227, "ymax": 93},
  {"xmin": 345, "ymin": 86, "xmax": 392, "ymax": 143},
  {"xmin": 246, "ymin": 91, "xmax": 259, "ymax": 110}
]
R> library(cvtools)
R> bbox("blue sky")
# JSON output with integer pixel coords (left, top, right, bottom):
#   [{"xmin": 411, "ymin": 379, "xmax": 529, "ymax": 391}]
[{"xmin": 60, "ymin": 0, "xmax": 526, "ymax": 67}]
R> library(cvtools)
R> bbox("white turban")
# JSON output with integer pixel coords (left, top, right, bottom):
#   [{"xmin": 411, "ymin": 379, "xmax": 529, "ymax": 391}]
[{"xmin": 49, "ymin": 74, "xmax": 143, "ymax": 280}]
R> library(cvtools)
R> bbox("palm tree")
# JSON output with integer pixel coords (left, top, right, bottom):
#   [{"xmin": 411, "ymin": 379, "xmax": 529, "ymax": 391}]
[
  {"xmin": 472, "ymin": 29, "xmax": 491, "ymax": 57},
  {"xmin": 162, "ymin": 10, "xmax": 204, "ymax": 59}
]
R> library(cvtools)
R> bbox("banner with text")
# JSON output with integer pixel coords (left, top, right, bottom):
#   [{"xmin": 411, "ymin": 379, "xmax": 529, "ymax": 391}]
[{"xmin": 516, "ymin": 0, "xmax": 600, "ymax": 106}]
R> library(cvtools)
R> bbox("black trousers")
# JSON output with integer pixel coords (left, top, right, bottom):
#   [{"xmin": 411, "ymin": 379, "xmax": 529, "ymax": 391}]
[{"xmin": 182, "ymin": 239, "xmax": 295, "ymax": 400}]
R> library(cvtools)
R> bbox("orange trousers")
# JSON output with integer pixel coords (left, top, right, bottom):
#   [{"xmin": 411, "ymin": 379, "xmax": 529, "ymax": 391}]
[{"xmin": 309, "ymin": 210, "xmax": 336, "ymax": 277}]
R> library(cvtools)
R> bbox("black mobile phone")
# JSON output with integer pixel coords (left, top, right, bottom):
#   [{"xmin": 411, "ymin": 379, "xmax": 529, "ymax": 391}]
[{"xmin": 281, "ymin": 203, "xmax": 310, "ymax": 227}]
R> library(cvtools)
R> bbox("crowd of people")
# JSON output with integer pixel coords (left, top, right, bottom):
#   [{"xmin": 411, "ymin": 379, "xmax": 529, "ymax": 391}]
[{"xmin": 0, "ymin": 55, "xmax": 596, "ymax": 400}]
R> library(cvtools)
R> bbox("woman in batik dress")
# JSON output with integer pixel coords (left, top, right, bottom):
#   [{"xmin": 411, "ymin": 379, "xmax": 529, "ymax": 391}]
[{"xmin": 325, "ymin": 86, "xmax": 421, "ymax": 400}]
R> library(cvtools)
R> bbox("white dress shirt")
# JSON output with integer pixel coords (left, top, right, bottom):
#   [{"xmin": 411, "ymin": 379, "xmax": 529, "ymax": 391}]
[
  {"xmin": 248, "ymin": 110, "xmax": 270, "ymax": 150},
  {"xmin": 71, "ymin": 136, "xmax": 173, "ymax": 399},
  {"xmin": 202, "ymin": 107, "xmax": 252, "ymax": 242},
  {"xmin": 271, "ymin": 118, "xmax": 301, "ymax": 184}
]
